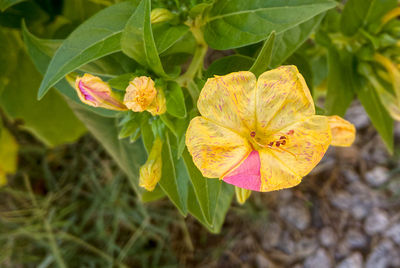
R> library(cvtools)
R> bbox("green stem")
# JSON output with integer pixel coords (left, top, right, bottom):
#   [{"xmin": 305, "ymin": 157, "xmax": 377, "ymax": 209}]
[{"xmin": 177, "ymin": 18, "xmax": 208, "ymax": 103}]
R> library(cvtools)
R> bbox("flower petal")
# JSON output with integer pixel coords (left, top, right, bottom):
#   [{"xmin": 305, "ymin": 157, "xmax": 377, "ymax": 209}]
[
  {"xmin": 197, "ymin": 71, "xmax": 257, "ymax": 136},
  {"xmin": 328, "ymin": 116, "xmax": 356, "ymax": 147},
  {"xmin": 223, "ymin": 150, "xmax": 261, "ymax": 191},
  {"xmin": 259, "ymin": 116, "xmax": 331, "ymax": 192},
  {"xmin": 255, "ymin": 65, "xmax": 315, "ymax": 140},
  {"xmin": 186, "ymin": 116, "xmax": 251, "ymax": 178}
]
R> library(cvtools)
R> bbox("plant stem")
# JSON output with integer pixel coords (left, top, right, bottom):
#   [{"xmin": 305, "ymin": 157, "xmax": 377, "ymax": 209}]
[{"xmin": 177, "ymin": 17, "xmax": 208, "ymax": 103}]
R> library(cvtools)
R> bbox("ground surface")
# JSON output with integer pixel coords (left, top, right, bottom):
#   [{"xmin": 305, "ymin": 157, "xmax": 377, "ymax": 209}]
[{"xmin": 1, "ymin": 104, "xmax": 400, "ymax": 268}]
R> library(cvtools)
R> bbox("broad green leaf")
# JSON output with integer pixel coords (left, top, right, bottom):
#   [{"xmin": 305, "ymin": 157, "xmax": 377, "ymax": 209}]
[
  {"xmin": 269, "ymin": 13, "xmax": 325, "ymax": 68},
  {"xmin": 118, "ymin": 120, "xmax": 140, "ymax": 139},
  {"xmin": 160, "ymin": 114, "xmax": 178, "ymax": 137},
  {"xmin": 249, "ymin": 31, "xmax": 275, "ymax": 77},
  {"xmin": 159, "ymin": 31, "xmax": 196, "ymax": 56},
  {"xmin": 182, "ymin": 149, "xmax": 220, "ymax": 224},
  {"xmin": 340, "ymin": 0, "xmax": 397, "ymax": 36},
  {"xmin": 325, "ymin": 48, "xmax": 355, "ymax": 116},
  {"xmin": 357, "ymin": 84, "xmax": 394, "ymax": 153},
  {"xmin": 37, "ymin": 1, "xmax": 139, "ymax": 99},
  {"xmin": 0, "ymin": 0, "xmax": 26, "ymax": 11},
  {"xmin": 69, "ymin": 101, "xmax": 146, "ymax": 194},
  {"xmin": 205, "ymin": 55, "xmax": 254, "ymax": 78},
  {"xmin": 204, "ymin": 0, "xmax": 336, "ymax": 49},
  {"xmin": 121, "ymin": 0, "xmax": 167, "ymax": 77},
  {"xmin": 153, "ymin": 23, "xmax": 190, "ymax": 54},
  {"xmin": 166, "ymin": 82, "xmax": 186, "ymax": 118},
  {"xmin": 187, "ymin": 182, "xmax": 234, "ymax": 233},
  {"xmin": 0, "ymin": 49, "xmax": 87, "ymax": 147},
  {"xmin": 22, "ymin": 22, "xmax": 118, "ymax": 118},
  {"xmin": 159, "ymin": 132, "xmax": 188, "ymax": 215},
  {"xmin": 0, "ymin": 29, "xmax": 18, "ymax": 96}
]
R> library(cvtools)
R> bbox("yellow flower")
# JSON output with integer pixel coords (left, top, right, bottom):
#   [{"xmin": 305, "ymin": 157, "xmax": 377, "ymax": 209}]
[
  {"xmin": 328, "ymin": 116, "xmax": 356, "ymax": 147},
  {"xmin": 75, "ymin": 74, "xmax": 128, "ymax": 111},
  {"xmin": 124, "ymin": 76, "xmax": 166, "ymax": 116},
  {"xmin": 147, "ymin": 87, "xmax": 167, "ymax": 116},
  {"xmin": 185, "ymin": 66, "xmax": 355, "ymax": 192},
  {"xmin": 139, "ymin": 138, "xmax": 163, "ymax": 191}
]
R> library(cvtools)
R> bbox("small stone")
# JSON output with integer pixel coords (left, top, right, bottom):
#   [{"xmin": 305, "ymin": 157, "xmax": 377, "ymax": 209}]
[
  {"xmin": 330, "ymin": 191, "xmax": 352, "ymax": 211},
  {"xmin": 261, "ymin": 222, "xmax": 281, "ymax": 249},
  {"xmin": 366, "ymin": 240, "xmax": 394, "ymax": 268},
  {"xmin": 276, "ymin": 231, "xmax": 295, "ymax": 255},
  {"xmin": 279, "ymin": 201, "xmax": 311, "ymax": 231},
  {"xmin": 304, "ymin": 249, "xmax": 332, "ymax": 268},
  {"xmin": 319, "ymin": 227, "xmax": 337, "ymax": 247},
  {"xmin": 342, "ymin": 169, "xmax": 360, "ymax": 183},
  {"xmin": 337, "ymin": 252, "xmax": 363, "ymax": 268},
  {"xmin": 364, "ymin": 209, "xmax": 389, "ymax": 235},
  {"xmin": 351, "ymin": 203, "xmax": 369, "ymax": 220},
  {"xmin": 255, "ymin": 254, "xmax": 272, "ymax": 268},
  {"xmin": 345, "ymin": 228, "xmax": 368, "ymax": 249},
  {"xmin": 277, "ymin": 190, "xmax": 293, "ymax": 203},
  {"xmin": 335, "ymin": 240, "xmax": 350, "ymax": 260},
  {"xmin": 365, "ymin": 167, "xmax": 389, "ymax": 187},
  {"xmin": 294, "ymin": 237, "xmax": 318, "ymax": 257},
  {"xmin": 385, "ymin": 223, "xmax": 400, "ymax": 246}
]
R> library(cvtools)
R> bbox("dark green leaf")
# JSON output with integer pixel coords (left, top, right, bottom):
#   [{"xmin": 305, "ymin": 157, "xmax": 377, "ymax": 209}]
[
  {"xmin": 166, "ymin": 82, "xmax": 186, "ymax": 118},
  {"xmin": 119, "ymin": 120, "xmax": 140, "ymax": 139},
  {"xmin": 121, "ymin": 0, "xmax": 167, "ymax": 77},
  {"xmin": 0, "ymin": 0, "xmax": 26, "ymax": 12},
  {"xmin": 325, "ymin": 48, "xmax": 355, "ymax": 116},
  {"xmin": 22, "ymin": 21, "xmax": 118, "ymax": 118},
  {"xmin": 205, "ymin": 55, "xmax": 254, "ymax": 78},
  {"xmin": 159, "ymin": 132, "xmax": 188, "ymax": 215},
  {"xmin": 249, "ymin": 31, "xmax": 275, "ymax": 77},
  {"xmin": 37, "ymin": 1, "xmax": 139, "ymax": 99},
  {"xmin": 108, "ymin": 73, "xmax": 136, "ymax": 91},
  {"xmin": 182, "ymin": 149, "xmax": 220, "ymax": 224},
  {"xmin": 153, "ymin": 23, "xmax": 189, "ymax": 54},
  {"xmin": 160, "ymin": 114, "xmax": 178, "ymax": 137},
  {"xmin": 357, "ymin": 84, "xmax": 394, "ymax": 153},
  {"xmin": 341, "ymin": 0, "xmax": 397, "ymax": 36},
  {"xmin": 204, "ymin": 0, "xmax": 336, "ymax": 49},
  {"xmin": 269, "ymin": 13, "xmax": 325, "ymax": 68},
  {"xmin": 140, "ymin": 115, "xmax": 154, "ymax": 154}
]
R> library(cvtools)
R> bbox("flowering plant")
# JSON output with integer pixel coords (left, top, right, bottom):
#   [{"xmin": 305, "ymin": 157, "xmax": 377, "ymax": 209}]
[{"xmin": 1, "ymin": 0, "xmax": 398, "ymax": 232}]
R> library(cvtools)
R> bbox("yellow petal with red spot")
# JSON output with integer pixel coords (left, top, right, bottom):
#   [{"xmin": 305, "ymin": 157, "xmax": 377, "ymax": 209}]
[
  {"xmin": 255, "ymin": 66, "xmax": 315, "ymax": 140},
  {"xmin": 197, "ymin": 71, "xmax": 256, "ymax": 136},
  {"xmin": 186, "ymin": 116, "xmax": 251, "ymax": 178},
  {"xmin": 260, "ymin": 116, "xmax": 331, "ymax": 189},
  {"xmin": 328, "ymin": 116, "xmax": 355, "ymax": 147}
]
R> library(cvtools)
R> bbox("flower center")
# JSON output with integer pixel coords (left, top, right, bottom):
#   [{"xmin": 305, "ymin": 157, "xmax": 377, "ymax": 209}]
[{"xmin": 249, "ymin": 129, "xmax": 297, "ymax": 158}]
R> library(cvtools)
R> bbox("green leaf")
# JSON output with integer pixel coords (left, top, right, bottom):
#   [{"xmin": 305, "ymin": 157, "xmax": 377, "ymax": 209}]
[
  {"xmin": 141, "ymin": 185, "xmax": 166, "ymax": 202},
  {"xmin": 0, "ymin": 0, "xmax": 26, "ymax": 11},
  {"xmin": 118, "ymin": 120, "xmax": 140, "ymax": 139},
  {"xmin": 68, "ymin": 101, "xmax": 146, "ymax": 195},
  {"xmin": 340, "ymin": 0, "xmax": 397, "ymax": 36},
  {"xmin": 325, "ymin": 48, "xmax": 355, "ymax": 116},
  {"xmin": 121, "ymin": 0, "xmax": 167, "ymax": 77},
  {"xmin": 269, "ymin": 13, "xmax": 325, "ymax": 68},
  {"xmin": 22, "ymin": 21, "xmax": 118, "ymax": 118},
  {"xmin": 159, "ymin": 132, "xmax": 188, "ymax": 215},
  {"xmin": 0, "ymin": 49, "xmax": 87, "ymax": 147},
  {"xmin": 160, "ymin": 114, "xmax": 178, "ymax": 137},
  {"xmin": 166, "ymin": 81, "xmax": 186, "ymax": 118},
  {"xmin": 153, "ymin": 23, "xmax": 190, "ymax": 54},
  {"xmin": 357, "ymin": 84, "xmax": 394, "ymax": 153},
  {"xmin": 182, "ymin": 149, "xmax": 220, "ymax": 224},
  {"xmin": 204, "ymin": 0, "xmax": 336, "ymax": 49},
  {"xmin": 205, "ymin": 55, "xmax": 254, "ymax": 78},
  {"xmin": 187, "ymin": 182, "xmax": 234, "ymax": 233},
  {"xmin": 249, "ymin": 31, "xmax": 275, "ymax": 77},
  {"xmin": 140, "ymin": 115, "xmax": 154, "ymax": 154},
  {"xmin": 37, "ymin": 1, "xmax": 139, "ymax": 99}
]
